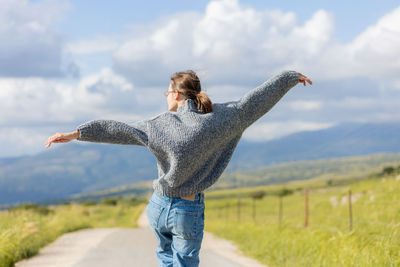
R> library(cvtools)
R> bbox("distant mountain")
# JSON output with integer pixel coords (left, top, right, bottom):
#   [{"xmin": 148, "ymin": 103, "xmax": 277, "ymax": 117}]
[
  {"xmin": 229, "ymin": 122, "xmax": 400, "ymax": 170},
  {"xmin": 0, "ymin": 143, "xmax": 158, "ymax": 205},
  {"xmin": 1, "ymin": 122, "xmax": 399, "ymax": 205}
]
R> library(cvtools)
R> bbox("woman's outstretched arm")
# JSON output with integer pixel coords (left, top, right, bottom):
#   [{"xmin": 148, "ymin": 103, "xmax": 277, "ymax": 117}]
[
  {"xmin": 45, "ymin": 119, "xmax": 149, "ymax": 148},
  {"xmin": 235, "ymin": 70, "xmax": 311, "ymax": 130}
]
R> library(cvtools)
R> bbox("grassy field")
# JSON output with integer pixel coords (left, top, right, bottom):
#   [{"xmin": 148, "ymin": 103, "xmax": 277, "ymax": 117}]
[
  {"xmin": 0, "ymin": 197, "xmax": 146, "ymax": 267},
  {"xmin": 204, "ymin": 170, "xmax": 400, "ymax": 266}
]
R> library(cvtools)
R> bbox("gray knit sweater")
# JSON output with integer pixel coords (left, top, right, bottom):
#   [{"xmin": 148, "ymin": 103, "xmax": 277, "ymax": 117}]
[{"xmin": 76, "ymin": 70, "xmax": 299, "ymax": 197}]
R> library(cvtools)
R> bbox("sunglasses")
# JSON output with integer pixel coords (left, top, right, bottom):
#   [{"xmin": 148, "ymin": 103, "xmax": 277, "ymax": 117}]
[{"xmin": 163, "ymin": 90, "xmax": 177, "ymax": 97}]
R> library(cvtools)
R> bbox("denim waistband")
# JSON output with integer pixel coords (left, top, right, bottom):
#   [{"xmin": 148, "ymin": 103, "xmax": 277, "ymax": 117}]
[{"xmin": 151, "ymin": 191, "xmax": 204, "ymax": 206}]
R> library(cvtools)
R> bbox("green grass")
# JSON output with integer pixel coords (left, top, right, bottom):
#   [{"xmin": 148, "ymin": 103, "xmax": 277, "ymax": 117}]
[
  {"xmin": 204, "ymin": 174, "xmax": 400, "ymax": 266},
  {"xmin": 0, "ymin": 198, "xmax": 146, "ymax": 267}
]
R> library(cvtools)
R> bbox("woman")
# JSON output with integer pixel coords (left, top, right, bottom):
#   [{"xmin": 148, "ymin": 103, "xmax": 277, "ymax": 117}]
[{"xmin": 45, "ymin": 70, "xmax": 312, "ymax": 267}]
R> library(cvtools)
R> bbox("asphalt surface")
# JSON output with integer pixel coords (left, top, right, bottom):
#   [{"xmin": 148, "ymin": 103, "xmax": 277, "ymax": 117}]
[{"xmin": 16, "ymin": 209, "xmax": 266, "ymax": 267}]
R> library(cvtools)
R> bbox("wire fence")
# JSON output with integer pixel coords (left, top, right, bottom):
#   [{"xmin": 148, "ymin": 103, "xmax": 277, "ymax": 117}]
[{"xmin": 205, "ymin": 188, "xmax": 400, "ymax": 239}]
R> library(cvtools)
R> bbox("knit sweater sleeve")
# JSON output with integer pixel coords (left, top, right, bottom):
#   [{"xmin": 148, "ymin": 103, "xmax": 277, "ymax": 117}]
[
  {"xmin": 76, "ymin": 119, "xmax": 149, "ymax": 146},
  {"xmin": 235, "ymin": 70, "xmax": 299, "ymax": 130}
]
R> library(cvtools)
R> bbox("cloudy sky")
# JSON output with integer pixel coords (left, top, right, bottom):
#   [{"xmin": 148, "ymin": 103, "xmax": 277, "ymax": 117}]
[{"xmin": 1, "ymin": 0, "xmax": 399, "ymax": 158}]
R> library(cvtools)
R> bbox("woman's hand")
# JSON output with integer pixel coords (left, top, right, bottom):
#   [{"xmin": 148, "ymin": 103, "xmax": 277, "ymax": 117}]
[
  {"xmin": 45, "ymin": 130, "xmax": 80, "ymax": 148},
  {"xmin": 297, "ymin": 72, "xmax": 312, "ymax": 86}
]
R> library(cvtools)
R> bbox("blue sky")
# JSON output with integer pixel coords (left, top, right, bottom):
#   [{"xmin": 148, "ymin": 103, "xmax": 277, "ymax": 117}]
[{"xmin": 1, "ymin": 0, "xmax": 400, "ymax": 157}]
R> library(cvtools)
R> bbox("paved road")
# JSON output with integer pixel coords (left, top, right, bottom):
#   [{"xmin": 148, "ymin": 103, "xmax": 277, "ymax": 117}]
[{"xmin": 16, "ymin": 209, "xmax": 266, "ymax": 267}]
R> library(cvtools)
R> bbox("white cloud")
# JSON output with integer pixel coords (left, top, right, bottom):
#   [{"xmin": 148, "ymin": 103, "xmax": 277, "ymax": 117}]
[
  {"xmin": 243, "ymin": 121, "xmax": 335, "ymax": 142},
  {"xmin": 66, "ymin": 37, "xmax": 119, "ymax": 55},
  {"xmin": 0, "ymin": 68, "xmax": 147, "ymax": 126},
  {"xmin": 287, "ymin": 100, "xmax": 322, "ymax": 111},
  {"xmin": 114, "ymin": 12, "xmax": 201, "ymax": 86},
  {"xmin": 113, "ymin": 0, "xmax": 336, "ymax": 86},
  {"xmin": 348, "ymin": 6, "xmax": 400, "ymax": 79},
  {"xmin": 111, "ymin": 0, "xmax": 400, "ymax": 92},
  {"xmin": 303, "ymin": 6, "xmax": 400, "ymax": 82}
]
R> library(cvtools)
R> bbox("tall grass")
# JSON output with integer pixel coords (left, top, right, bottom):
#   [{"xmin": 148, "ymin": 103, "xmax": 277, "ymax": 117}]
[
  {"xmin": 204, "ymin": 175, "xmax": 400, "ymax": 266},
  {"xmin": 0, "ymin": 198, "xmax": 146, "ymax": 267}
]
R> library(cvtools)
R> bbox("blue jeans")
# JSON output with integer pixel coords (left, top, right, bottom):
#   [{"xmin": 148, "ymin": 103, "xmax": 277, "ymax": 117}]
[{"xmin": 146, "ymin": 191, "xmax": 205, "ymax": 267}]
